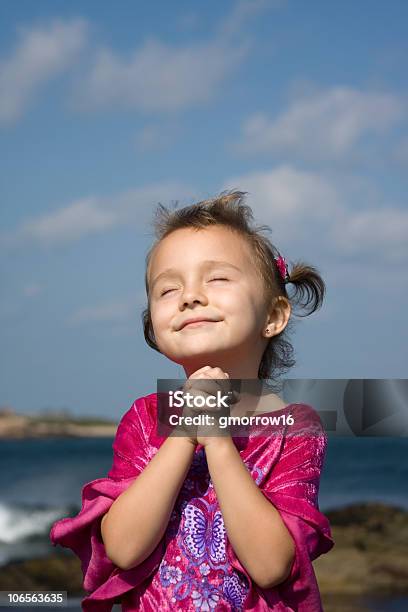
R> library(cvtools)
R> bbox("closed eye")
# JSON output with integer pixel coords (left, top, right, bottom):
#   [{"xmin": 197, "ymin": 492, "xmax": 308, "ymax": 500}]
[
  {"xmin": 160, "ymin": 278, "xmax": 228, "ymax": 296},
  {"xmin": 160, "ymin": 288, "xmax": 176, "ymax": 296}
]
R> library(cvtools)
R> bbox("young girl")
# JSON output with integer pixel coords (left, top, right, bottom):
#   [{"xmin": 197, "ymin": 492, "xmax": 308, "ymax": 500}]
[{"xmin": 50, "ymin": 191, "xmax": 334, "ymax": 611}]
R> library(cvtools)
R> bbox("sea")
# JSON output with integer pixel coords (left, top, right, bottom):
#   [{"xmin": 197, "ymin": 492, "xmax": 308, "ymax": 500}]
[{"xmin": 0, "ymin": 436, "xmax": 407, "ymax": 611}]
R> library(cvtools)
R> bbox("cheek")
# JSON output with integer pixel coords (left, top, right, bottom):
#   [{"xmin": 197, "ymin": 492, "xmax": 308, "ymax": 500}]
[
  {"xmin": 228, "ymin": 291, "xmax": 253, "ymax": 311},
  {"xmin": 215, "ymin": 288, "xmax": 242, "ymax": 308},
  {"xmin": 150, "ymin": 302, "xmax": 172, "ymax": 329}
]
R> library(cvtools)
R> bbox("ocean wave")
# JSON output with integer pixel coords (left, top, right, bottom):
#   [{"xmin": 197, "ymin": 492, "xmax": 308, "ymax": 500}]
[{"xmin": 0, "ymin": 501, "xmax": 79, "ymax": 544}]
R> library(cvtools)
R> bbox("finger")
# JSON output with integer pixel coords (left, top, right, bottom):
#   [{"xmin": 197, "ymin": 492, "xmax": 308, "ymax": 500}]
[
  {"xmin": 202, "ymin": 368, "xmax": 231, "ymax": 391},
  {"xmin": 198, "ymin": 372, "xmax": 231, "ymax": 396},
  {"xmin": 183, "ymin": 377, "xmax": 223, "ymax": 397},
  {"xmin": 188, "ymin": 372, "xmax": 211, "ymax": 381},
  {"xmin": 190, "ymin": 366, "xmax": 212, "ymax": 377},
  {"xmin": 185, "ymin": 380, "xmax": 220, "ymax": 408},
  {"xmin": 182, "ymin": 386, "xmax": 230, "ymax": 413},
  {"xmin": 191, "ymin": 366, "xmax": 227, "ymax": 379},
  {"xmin": 185, "ymin": 375, "xmax": 234, "ymax": 404},
  {"xmin": 184, "ymin": 375, "xmax": 213, "ymax": 389},
  {"xmin": 207, "ymin": 366, "xmax": 227, "ymax": 378}
]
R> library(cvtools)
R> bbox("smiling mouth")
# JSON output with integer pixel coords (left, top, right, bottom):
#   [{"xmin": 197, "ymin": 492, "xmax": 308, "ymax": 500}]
[{"xmin": 180, "ymin": 320, "xmax": 219, "ymax": 330}]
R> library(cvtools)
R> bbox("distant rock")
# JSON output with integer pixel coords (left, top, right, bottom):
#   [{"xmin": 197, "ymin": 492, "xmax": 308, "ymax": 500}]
[
  {"xmin": 315, "ymin": 502, "xmax": 408, "ymax": 596},
  {"xmin": 0, "ymin": 406, "xmax": 14, "ymax": 417},
  {"xmin": 0, "ymin": 553, "xmax": 83, "ymax": 595},
  {"xmin": 0, "ymin": 412, "xmax": 117, "ymax": 438}
]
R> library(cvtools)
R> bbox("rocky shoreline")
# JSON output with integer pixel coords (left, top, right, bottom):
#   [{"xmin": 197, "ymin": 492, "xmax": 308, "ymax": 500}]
[
  {"xmin": 0, "ymin": 502, "xmax": 406, "ymax": 611},
  {"xmin": 0, "ymin": 410, "xmax": 117, "ymax": 438},
  {"xmin": 317, "ymin": 502, "xmax": 408, "ymax": 609}
]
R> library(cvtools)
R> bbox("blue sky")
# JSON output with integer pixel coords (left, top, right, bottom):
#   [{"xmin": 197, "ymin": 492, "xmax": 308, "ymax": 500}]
[{"xmin": 1, "ymin": 0, "xmax": 407, "ymax": 418}]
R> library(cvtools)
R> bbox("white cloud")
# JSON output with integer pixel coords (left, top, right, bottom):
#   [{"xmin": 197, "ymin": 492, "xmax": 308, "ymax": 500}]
[
  {"xmin": 222, "ymin": 164, "xmax": 341, "ymax": 242},
  {"xmin": 330, "ymin": 207, "xmax": 408, "ymax": 262},
  {"xmin": 236, "ymin": 87, "xmax": 406, "ymax": 159},
  {"xmin": 216, "ymin": 0, "xmax": 284, "ymax": 39},
  {"xmin": 0, "ymin": 3, "xmax": 278, "ymax": 121},
  {"xmin": 70, "ymin": 37, "xmax": 247, "ymax": 112},
  {"xmin": 70, "ymin": 0, "xmax": 284, "ymax": 114},
  {"xmin": 0, "ymin": 18, "xmax": 87, "ymax": 124},
  {"xmin": 0, "ymin": 182, "xmax": 195, "ymax": 248},
  {"xmin": 17, "ymin": 197, "xmax": 116, "ymax": 245},
  {"xmin": 222, "ymin": 164, "xmax": 408, "ymax": 263}
]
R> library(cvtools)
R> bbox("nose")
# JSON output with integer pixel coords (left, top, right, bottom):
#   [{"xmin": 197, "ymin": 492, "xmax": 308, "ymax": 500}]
[{"xmin": 179, "ymin": 280, "xmax": 208, "ymax": 309}]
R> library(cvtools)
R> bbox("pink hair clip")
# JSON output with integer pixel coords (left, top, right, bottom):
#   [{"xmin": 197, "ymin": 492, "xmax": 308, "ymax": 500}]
[{"xmin": 275, "ymin": 254, "xmax": 290, "ymax": 283}]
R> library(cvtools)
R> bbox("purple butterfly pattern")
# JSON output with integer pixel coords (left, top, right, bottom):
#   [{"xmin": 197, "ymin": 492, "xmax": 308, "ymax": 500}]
[
  {"xmin": 222, "ymin": 573, "xmax": 249, "ymax": 611},
  {"xmin": 156, "ymin": 451, "xmax": 256, "ymax": 609},
  {"xmin": 182, "ymin": 501, "xmax": 226, "ymax": 565}
]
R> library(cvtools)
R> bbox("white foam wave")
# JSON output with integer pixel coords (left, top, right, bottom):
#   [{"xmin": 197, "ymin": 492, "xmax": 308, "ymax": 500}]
[{"xmin": 0, "ymin": 501, "xmax": 69, "ymax": 543}]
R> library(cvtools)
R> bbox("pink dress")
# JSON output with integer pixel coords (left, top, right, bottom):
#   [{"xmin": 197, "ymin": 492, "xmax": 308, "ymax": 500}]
[{"xmin": 50, "ymin": 393, "xmax": 334, "ymax": 611}]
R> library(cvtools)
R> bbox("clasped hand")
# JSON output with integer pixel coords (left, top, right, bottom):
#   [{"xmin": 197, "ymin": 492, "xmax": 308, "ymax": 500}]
[{"xmin": 175, "ymin": 365, "xmax": 240, "ymax": 447}]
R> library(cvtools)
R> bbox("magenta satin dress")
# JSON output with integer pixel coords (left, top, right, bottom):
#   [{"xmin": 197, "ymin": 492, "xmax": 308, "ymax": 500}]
[{"xmin": 50, "ymin": 394, "xmax": 334, "ymax": 611}]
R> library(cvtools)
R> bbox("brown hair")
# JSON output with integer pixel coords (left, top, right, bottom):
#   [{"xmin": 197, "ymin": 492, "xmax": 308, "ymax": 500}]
[{"xmin": 142, "ymin": 190, "xmax": 325, "ymax": 387}]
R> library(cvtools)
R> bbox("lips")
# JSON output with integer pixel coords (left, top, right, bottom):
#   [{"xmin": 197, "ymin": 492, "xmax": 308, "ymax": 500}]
[{"xmin": 178, "ymin": 317, "xmax": 219, "ymax": 330}]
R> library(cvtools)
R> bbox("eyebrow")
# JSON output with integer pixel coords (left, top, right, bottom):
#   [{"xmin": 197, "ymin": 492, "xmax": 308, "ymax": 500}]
[{"xmin": 151, "ymin": 259, "xmax": 242, "ymax": 290}]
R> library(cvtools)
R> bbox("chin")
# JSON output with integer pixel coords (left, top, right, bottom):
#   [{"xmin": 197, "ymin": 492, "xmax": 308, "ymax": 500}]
[
  {"xmin": 178, "ymin": 349, "xmax": 220, "ymax": 362},
  {"xmin": 171, "ymin": 345, "xmax": 223, "ymax": 364}
]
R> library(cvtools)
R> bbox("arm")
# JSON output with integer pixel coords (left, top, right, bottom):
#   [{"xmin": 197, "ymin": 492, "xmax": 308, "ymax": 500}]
[
  {"xmin": 101, "ymin": 434, "xmax": 196, "ymax": 571},
  {"xmin": 204, "ymin": 438, "xmax": 295, "ymax": 589}
]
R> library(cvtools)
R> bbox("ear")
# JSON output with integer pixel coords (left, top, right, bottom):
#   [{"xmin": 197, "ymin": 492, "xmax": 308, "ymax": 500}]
[{"xmin": 263, "ymin": 296, "xmax": 291, "ymax": 338}]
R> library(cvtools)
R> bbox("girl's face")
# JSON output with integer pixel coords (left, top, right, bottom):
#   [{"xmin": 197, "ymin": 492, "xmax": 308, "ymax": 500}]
[{"xmin": 147, "ymin": 225, "xmax": 283, "ymax": 378}]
